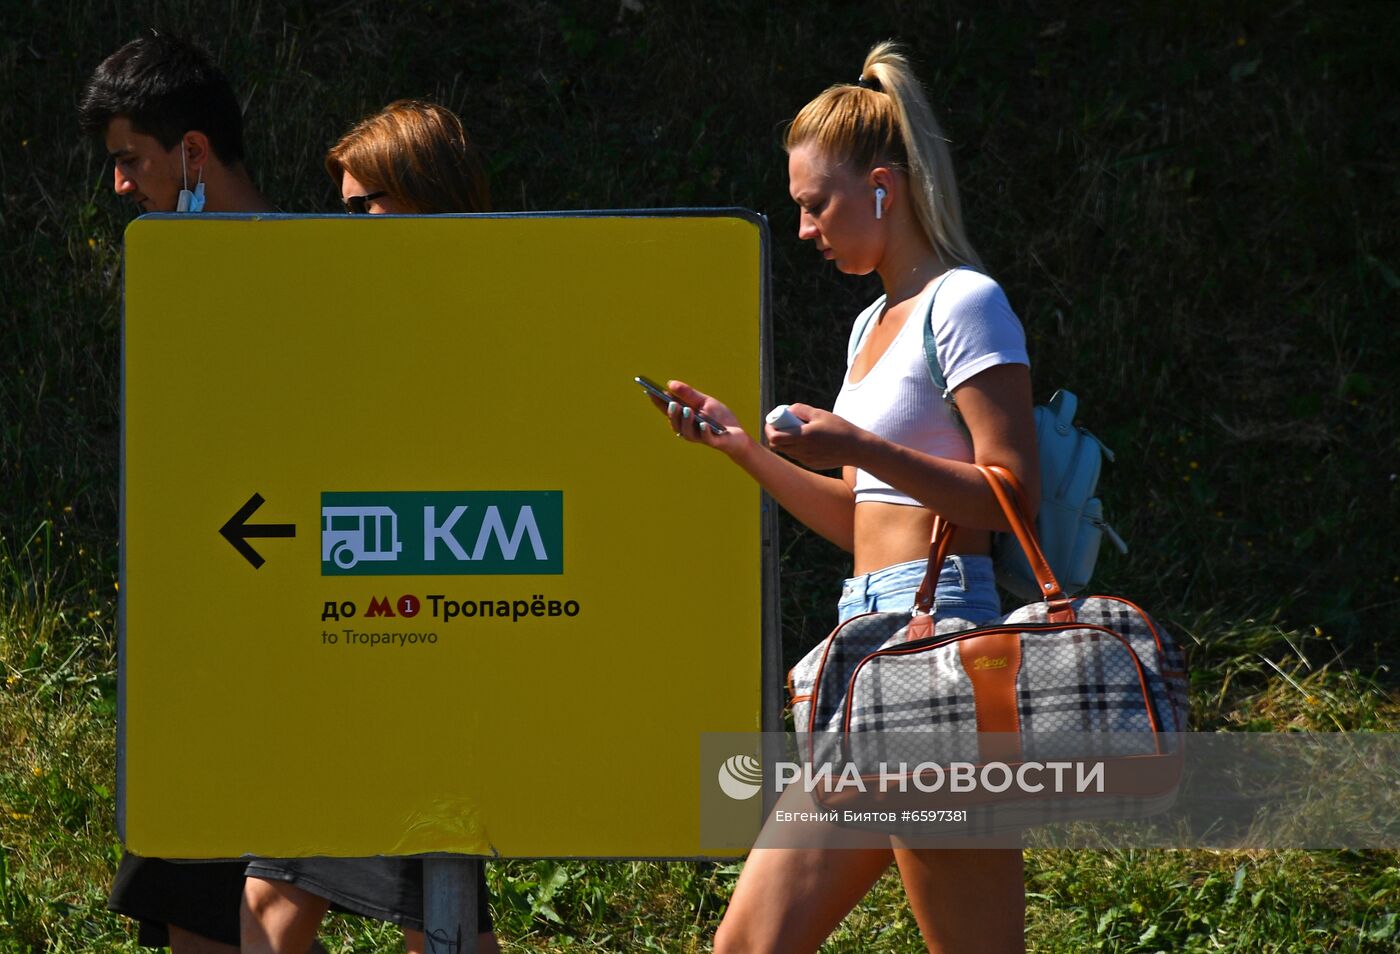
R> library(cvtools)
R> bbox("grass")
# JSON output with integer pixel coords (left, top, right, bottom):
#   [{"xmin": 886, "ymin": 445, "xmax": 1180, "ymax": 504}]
[
  {"xmin": 3, "ymin": 0, "xmax": 1398, "ymax": 950},
  {"xmin": 1024, "ymin": 849, "xmax": 1400, "ymax": 952}
]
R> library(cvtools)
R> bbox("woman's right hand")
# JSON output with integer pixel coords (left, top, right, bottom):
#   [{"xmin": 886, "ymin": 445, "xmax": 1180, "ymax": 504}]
[{"xmin": 653, "ymin": 379, "xmax": 750, "ymax": 455}]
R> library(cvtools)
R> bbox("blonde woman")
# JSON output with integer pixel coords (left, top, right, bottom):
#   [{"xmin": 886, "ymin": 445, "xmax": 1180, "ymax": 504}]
[
  {"xmin": 240, "ymin": 101, "xmax": 499, "ymax": 954},
  {"xmin": 655, "ymin": 42, "xmax": 1036, "ymax": 953}
]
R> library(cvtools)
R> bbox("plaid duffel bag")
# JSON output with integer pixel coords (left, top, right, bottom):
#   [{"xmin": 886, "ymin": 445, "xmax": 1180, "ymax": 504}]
[{"xmin": 787, "ymin": 465, "xmax": 1188, "ymax": 834}]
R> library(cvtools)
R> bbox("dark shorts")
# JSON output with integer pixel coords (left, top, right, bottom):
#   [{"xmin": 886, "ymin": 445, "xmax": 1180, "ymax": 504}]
[
  {"xmin": 243, "ymin": 857, "xmax": 494, "ymax": 933},
  {"xmin": 108, "ymin": 852, "xmax": 245, "ymax": 947}
]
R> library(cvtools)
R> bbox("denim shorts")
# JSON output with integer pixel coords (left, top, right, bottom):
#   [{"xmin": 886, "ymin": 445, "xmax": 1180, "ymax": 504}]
[{"xmin": 836, "ymin": 555, "xmax": 1000, "ymax": 625}]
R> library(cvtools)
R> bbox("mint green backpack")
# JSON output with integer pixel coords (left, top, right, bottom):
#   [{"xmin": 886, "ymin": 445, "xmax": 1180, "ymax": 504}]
[
  {"xmin": 850, "ymin": 271, "xmax": 1128, "ymax": 600},
  {"xmin": 976, "ymin": 387, "xmax": 1127, "ymax": 600}
]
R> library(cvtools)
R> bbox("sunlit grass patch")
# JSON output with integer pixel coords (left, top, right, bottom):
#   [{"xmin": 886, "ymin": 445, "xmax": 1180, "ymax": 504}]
[
  {"xmin": 1, "ymin": 524, "xmax": 127, "ymax": 950},
  {"xmin": 1181, "ymin": 612, "xmax": 1398, "ymax": 732},
  {"xmin": 1025, "ymin": 849, "xmax": 1399, "ymax": 953}
]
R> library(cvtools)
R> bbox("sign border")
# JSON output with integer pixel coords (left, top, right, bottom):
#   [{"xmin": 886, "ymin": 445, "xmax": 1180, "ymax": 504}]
[{"xmin": 117, "ymin": 208, "xmax": 777, "ymax": 859}]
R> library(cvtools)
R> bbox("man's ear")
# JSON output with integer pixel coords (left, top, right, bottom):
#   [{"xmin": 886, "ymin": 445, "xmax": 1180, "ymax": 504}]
[{"xmin": 183, "ymin": 131, "xmax": 212, "ymax": 173}]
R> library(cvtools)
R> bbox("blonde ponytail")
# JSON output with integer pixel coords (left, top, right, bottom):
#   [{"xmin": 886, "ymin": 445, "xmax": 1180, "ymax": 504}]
[{"xmin": 787, "ymin": 41, "xmax": 982, "ymax": 270}]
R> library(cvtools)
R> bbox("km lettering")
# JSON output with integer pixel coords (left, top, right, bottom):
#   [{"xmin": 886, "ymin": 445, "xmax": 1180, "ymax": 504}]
[{"xmin": 424, "ymin": 505, "xmax": 548, "ymax": 562}]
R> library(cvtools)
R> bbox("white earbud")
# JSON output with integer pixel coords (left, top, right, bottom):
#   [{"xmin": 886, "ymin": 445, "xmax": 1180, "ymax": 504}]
[{"xmin": 874, "ymin": 186, "xmax": 886, "ymax": 220}]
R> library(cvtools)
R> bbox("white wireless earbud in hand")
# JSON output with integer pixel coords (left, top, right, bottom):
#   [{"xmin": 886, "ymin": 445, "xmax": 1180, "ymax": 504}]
[{"xmin": 766, "ymin": 404, "xmax": 806, "ymax": 433}]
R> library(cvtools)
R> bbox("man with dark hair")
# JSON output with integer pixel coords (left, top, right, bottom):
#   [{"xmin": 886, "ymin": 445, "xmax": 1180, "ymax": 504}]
[
  {"xmin": 81, "ymin": 31, "xmax": 272, "ymax": 214},
  {"xmin": 81, "ymin": 32, "xmax": 273, "ymax": 954}
]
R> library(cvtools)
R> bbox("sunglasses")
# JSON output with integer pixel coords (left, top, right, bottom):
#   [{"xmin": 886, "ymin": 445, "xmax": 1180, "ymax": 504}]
[{"xmin": 342, "ymin": 191, "xmax": 387, "ymax": 214}]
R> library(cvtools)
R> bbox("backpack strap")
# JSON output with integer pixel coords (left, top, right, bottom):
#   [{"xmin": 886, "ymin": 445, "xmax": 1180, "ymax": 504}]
[
  {"xmin": 917, "ymin": 265, "xmax": 974, "ymax": 440},
  {"xmin": 920, "ymin": 265, "xmax": 974, "ymax": 408}
]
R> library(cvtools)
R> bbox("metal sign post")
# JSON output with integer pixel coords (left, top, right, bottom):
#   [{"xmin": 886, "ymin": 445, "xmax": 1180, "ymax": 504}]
[{"xmin": 424, "ymin": 858, "xmax": 479, "ymax": 953}]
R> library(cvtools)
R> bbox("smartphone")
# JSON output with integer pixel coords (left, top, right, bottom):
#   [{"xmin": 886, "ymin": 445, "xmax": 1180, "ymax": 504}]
[{"xmin": 634, "ymin": 375, "xmax": 728, "ymax": 435}]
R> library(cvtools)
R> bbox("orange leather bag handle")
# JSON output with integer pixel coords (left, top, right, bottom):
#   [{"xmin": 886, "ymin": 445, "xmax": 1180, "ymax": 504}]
[
  {"xmin": 912, "ymin": 514, "xmax": 955, "ymax": 615},
  {"xmin": 975, "ymin": 464, "xmax": 1076, "ymax": 623},
  {"xmin": 907, "ymin": 464, "xmax": 1076, "ymax": 630}
]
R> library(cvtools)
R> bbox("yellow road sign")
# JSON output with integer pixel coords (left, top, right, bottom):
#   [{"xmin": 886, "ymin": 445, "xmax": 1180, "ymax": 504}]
[{"xmin": 121, "ymin": 212, "xmax": 773, "ymax": 858}]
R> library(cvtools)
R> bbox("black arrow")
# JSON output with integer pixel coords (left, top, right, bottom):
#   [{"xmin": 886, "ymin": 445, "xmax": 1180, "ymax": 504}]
[{"xmin": 219, "ymin": 493, "xmax": 296, "ymax": 569}]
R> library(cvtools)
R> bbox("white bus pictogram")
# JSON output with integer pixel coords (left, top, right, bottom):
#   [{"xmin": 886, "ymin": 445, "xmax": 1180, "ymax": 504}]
[{"xmin": 321, "ymin": 506, "xmax": 403, "ymax": 569}]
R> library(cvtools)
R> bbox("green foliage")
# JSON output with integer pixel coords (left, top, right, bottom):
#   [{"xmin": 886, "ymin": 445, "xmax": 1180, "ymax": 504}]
[
  {"xmin": 2, "ymin": 0, "xmax": 1397, "ymax": 951},
  {"xmin": 1025, "ymin": 850, "xmax": 1400, "ymax": 953},
  {"xmin": 485, "ymin": 860, "xmax": 735, "ymax": 949}
]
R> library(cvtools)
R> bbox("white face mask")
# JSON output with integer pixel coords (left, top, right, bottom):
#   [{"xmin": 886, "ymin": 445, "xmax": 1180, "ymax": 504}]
[{"xmin": 176, "ymin": 143, "xmax": 204, "ymax": 213}]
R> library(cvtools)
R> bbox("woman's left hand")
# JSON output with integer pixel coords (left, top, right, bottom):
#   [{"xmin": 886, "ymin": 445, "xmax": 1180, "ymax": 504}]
[{"xmin": 765, "ymin": 404, "xmax": 871, "ymax": 470}]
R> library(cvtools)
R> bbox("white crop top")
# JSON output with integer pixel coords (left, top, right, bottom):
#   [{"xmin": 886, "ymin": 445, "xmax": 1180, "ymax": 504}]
[{"xmin": 831, "ymin": 267, "xmax": 1029, "ymax": 506}]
